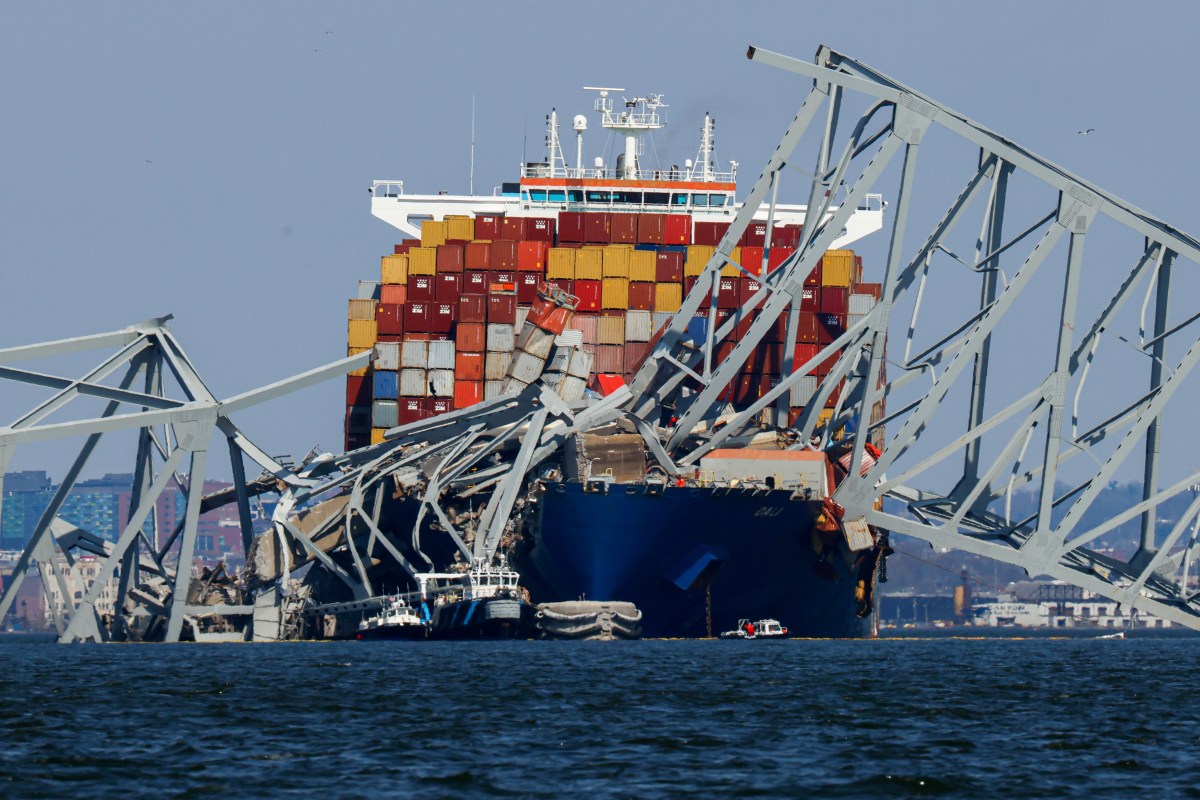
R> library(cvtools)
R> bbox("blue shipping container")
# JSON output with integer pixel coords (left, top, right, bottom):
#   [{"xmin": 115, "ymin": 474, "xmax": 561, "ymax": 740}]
[{"xmin": 372, "ymin": 369, "xmax": 399, "ymax": 400}]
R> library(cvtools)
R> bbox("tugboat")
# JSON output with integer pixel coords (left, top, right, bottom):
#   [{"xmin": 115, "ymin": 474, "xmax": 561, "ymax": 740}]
[
  {"xmin": 356, "ymin": 595, "xmax": 428, "ymax": 641},
  {"xmin": 420, "ymin": 557, "xmax": 538, "ymax": 640},
  {"xmin": 719, "ymin": 618, "xmax": 790, "ymax": 639}
]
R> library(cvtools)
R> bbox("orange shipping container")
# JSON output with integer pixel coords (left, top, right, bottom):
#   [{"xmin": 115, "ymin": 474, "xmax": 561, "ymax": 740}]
[
  {"xmin": 518, "ymin": 240, "xmax": 548, "ymax": 272},
  {"xmin": 454, "ymin": 380, "xmax": 483, "ymax": 409},
  {"xmin": 380, "ymin": 284, "xmax": 407, "ymax": 305},
  {"xmin": 455, "ymin": 351, "xmax": 484, "ymax": 381}
]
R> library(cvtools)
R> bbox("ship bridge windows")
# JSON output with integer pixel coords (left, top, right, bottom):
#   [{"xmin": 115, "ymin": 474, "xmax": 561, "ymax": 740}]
[
  {"xmin": 612, "ymin": 190, "xmax": 642, "ymax": 205},
  {"xmin": 672, "ymin": 193, "xmax": 689, "ymax": 206},
  {"xmin": 585, "ymin": 190, "xmax": 611, "ymax": 204},
  {"xmin": 568, "ymin": 189, "xmax": 584, "ymax": 203},
  {"xmin": 644, "ymin": 191, "xmax": 669, "ymax": 206}
]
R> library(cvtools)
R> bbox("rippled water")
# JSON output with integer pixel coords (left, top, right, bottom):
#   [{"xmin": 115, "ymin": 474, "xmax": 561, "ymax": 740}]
[{"xmin": 1, "ymin": 634, "xmax": 1198, "ymax": 798}]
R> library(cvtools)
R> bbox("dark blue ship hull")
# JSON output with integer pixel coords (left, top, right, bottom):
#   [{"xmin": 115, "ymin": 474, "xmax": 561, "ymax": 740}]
[{"xmin": 519, "ymin": 482, "xmax": 871, "ymax": 639}]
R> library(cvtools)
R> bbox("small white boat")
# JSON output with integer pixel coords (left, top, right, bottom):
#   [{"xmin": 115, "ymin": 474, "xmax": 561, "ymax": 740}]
[
  {"xmin": 357, "ymin": 596, "xmax": 427, "ymax": 640},
  {"xmin": 719, "ymin": 618, "xmax": 789, "ymax": 639}
]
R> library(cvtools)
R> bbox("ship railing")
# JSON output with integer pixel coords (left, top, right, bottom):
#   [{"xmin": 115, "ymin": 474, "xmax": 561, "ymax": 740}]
[
  {"xmin": 520, "ymin": 165, "xmax": 737, "ymax": 183},
  {"xmin": 371, "ymin": 180, "xmax": 405, "ymax": 197}
]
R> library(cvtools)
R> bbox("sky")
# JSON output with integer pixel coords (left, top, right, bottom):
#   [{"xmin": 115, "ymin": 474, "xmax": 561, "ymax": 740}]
[{"xmin": 2, "ymin": 1, "xmax": 1199, "ymax": 483}]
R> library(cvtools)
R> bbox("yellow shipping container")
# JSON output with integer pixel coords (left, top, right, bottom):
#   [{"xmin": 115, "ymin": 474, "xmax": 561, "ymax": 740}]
[
  {"xmin": 721, "ymin": 247, "xmax": 744, "ymax": 278},
  {"xmin": 822, "ymin": 249, "xmax": 855, "ymax": 288},
  {"xmin": 371, "ymin": 428, "xmax": 388, "ymax": 445},
  {"xmin": 597, "ymin": 315, "xmax": 625, "ymax": 344},
  {"xmin": 348, "ymin": 319, "xmax": 377, "ymax": 349},
  {"xmin": 576, "ymin": 247, "xmax": 604, "ymax": 280},
  {"xmin": 629, "ymin": 250, "xmax": 656, "ymax": 282},
  {"xmin": 685, "ymin": 245, "xmax": 716, "ymax": 277},
  {"xmin": 348, "ymin": 298, "xmax": 376, "ymax": 321},
  {"xmin": 547, "ymin": 247, "xmax": 576, "ymax": 280},
  {"xmin": 347, "ymin": 347, "xmax": 372, "ymax": 377},
  {"xmin": 603, "ymin": 246, "xmax": 631, "ymax": 278},
  {"xmin": 817, "ymin": 408, "xmax": 844, "ymax": 440},
  {"xmin": 602, "ymin": 278, "xmax": 629, "ymax": 309},
  {"xmin": 446, "ymin": 216, "xmax": 474, "ymax": 241},
  {"xmin": 408, "ymin": 246, "xmax": 437, "ymax": 275},
  {"xmin": 421, "ymin": 220, "xmax": 448, "ymax": 248},
  {"xmin": 381, "ymin": 254, "xmax": 408, "ymax": 285},
  {"xmin": 654, "ymin": 283, "xmax": 683, "ymax": 313}
]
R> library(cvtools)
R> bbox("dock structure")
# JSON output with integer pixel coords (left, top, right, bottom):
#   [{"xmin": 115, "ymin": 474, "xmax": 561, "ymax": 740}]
[{"xmin": 5, "ymin": 43, "xmax": 1200, "ymax": 639}]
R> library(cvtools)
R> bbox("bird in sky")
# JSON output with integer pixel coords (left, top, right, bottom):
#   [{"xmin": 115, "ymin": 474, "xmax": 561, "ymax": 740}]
[{"xmin": 1077, "ymin": 128, "xmax": 1095, "ymax": 135}]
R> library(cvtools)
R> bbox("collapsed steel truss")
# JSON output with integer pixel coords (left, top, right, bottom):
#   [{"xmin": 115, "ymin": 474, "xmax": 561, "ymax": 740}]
[
  {"xmin": 5, "ymin": 44, "xmax": 1200, "ymax": 638},
  {"xmin": 630, "ymin": 45, "xmax": 1200, "ymax": 628}
]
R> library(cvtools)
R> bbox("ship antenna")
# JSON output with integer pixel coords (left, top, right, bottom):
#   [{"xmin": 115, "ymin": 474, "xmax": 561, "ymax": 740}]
[
  {"xmin": 695, "ymin": 112, "xmax": 716, "ymax": 183},
  {"xmin": 469, "ymin": 94, "xmax": 476, "ymax": 195},
  {"xmin": 545, "ymin": 108, "xmax": 568, "ymax": 178}
]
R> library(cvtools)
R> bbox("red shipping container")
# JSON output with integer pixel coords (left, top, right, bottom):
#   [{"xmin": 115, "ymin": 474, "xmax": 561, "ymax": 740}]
[
  {"xmin": 436, "ymin": 244, "xmax": 464, "ymax": 273},
  {"xmin": 655, "ymin": 250, "xmax": 684, "ymax": 282},
  {"xmin": 465, "ymin": 241, "xmax": 491, "ymax": 270},
  {"xmin": 767, "ymin": 246, "xmax": 796, "ymax": 274},
  {"xmin": 380, "ymin": 284, "xmax": 407, "ymax": 305},
  {"xmin": 487, "ymin": 292, "xmax": 517, "ymax": 324},
  {"xmin": 398, "ymin": 397, "xmax": 429, "ymax": 425},
  {"xmin": 740, "ymin": 221, "xmax": 768, "ymax": 248},
  {"xmin": 624, "ymin": 341, "xmax": 652, "ymax": 375},
  {"xmin": 458, "ymin": 294, "xmax": 487, "ymax": 323},
  {"xmin": 490, "ymin": 240, "xmax": 519, "ymax": 269},
  {"xmin": 858, "ymin": 282, "xmax": 883, "ymax": 300},
  {"xmin": 487, "ymin": 269, "xmax": 516, "ymax": 287},
  {"xmin": 526, "ymin": 217, "xmax": 556, "ymax": 243},
  {"xmin": 793, "ymin": 343, "xmax": 821, "ymax": 373},
  {"xmin": 743, "ymin": 342, "xmax": 785, "ymax": 375},
  {"xmin": 799, "ymin": 286, "xmax": 819, "ymax": 313},
  {"xmin": 820, "ymin": 287, "xmax": 849, "ymax": 316},
  {"xmin": 463, "ymin": 270, "xmax": 488, "ymax": 295},
  {"xmin": 628, "ymin": 281, "xmax": 655, "ymax": 311},
  {"xmin": 517, "ymin": 240, "xmax": 548, "ymax": 272},
  {"xmin": 741, "ymin": 246, "xmax": 765, "ymax": 276},
  {"xmin": 805, "ymin": 258, "xmax": 823, "ymax": 287},
  {"xmin": 517, "ymin": 271, "xmax": 541, "ymax": 304},
  {"xmin": 762, "ymin": 313, "xmax": 787, "ymax": 344},
  {"xmin": 558, "ymin": 211, "xmax": 585, "ymax": 244},
  {"xmin": 593, "ymin": 344, "xmax": 625, "ymax": 373},
  {"xmin": 574, "ymin": 279, "xmax": 602, "ymax": 313},
  {"xmin": 426, "ymin": 397, "xmax": 453, "ymax": 416},
  {"xmin": 408, "ymin": 274, "xmax": 435, "ymax": 302},
  {"xmin": 693, "ymin": 221, "xmax": 730, "ymax": 246},
  {"xmin": 610, "ymin": 213, "xmax": 638, "ymax": 243},
  {"xmin": 404, "ymin": 301, "xmax": 431, "ymax": 333},
  {"xmin": 528, "ymin": 298, "xmax": 572, "ymax": 335},
  {"xmin": 376, "ymin": 302, "xmax": 404, "ymax": 336},
  {"xmin": 717, "ymin": 277, "xmax": 741, "ymax": 310},
  {"xmin": 712, "ymin": 309, "xmax": 738, "ymax": 341},
  {"xmin": 795, "ymin": 313, "xmax": 819, "ymax": 343},
  {"xmin": 739, "ymin": 277, "xmax": 763, "ymax": 307},
  {"xmin": 346, "ymin": 375, "xmax": 371, "ymax": 406},
  {"xmin": 456, "ymin": 322, "xmax": 486, "ymax": 352},
  {"xmin": 731, "ymin": 374, "xmax": 760, "ymax": 405},
  {"xmin": 455, "ymin": 351, "xmax": 484, "ymax": 381},
  {"xmin": 436, "ymin": 273, "xmax": 462, "ymax": 303},
  {"xmin": 638, "ymin": 213, "xmax": 666, "ymax": 244},
  {"xmin": 500, "ymin": 217, "xmax": 528, "ymax": 241},
  {"xmin": 475, "ymin": 214, "xmax": 503, "ymax": 240},
  {"xmin": 664, "ymin": 214, "xmax": 691, "ymax": 245},
  {"xmin": 545, "ymin": 278, "xmax": 574, "ymax": 296},
  {"xmin": 430, "ymin": 302, "xmax": 456, "ymax": 334},
  {"xmin": 817, "ymin": 313, "xmax": 845, "ymax": 345},
  {"xmin": 773, "ymin": 225, "xmax": 802, "ymax": 249},
  {"xmin": 376, "ymin": 334, "xmax": 403, "ymax": 343},
  {"xmin": 454, "ymin": 380, "xmax": 483, "ymax": 409},
  {"xmin": 684, "ymin": 275, "xmax": 714, "ymax": 305},
  {"xmin": 584, "ymin": 212, "xmax": 611, "ymax": 244}
]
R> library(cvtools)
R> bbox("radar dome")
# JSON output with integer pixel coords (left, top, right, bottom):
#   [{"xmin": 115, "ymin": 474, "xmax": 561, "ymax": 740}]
[{"xmin": 573, "ymin": 115, "xmax": 588, "ymax": 131}]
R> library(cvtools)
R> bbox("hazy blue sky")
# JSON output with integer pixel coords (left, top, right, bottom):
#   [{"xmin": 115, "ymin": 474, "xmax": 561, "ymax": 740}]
[{"xmin": 3, "ymin": 1, "xmax": 1199, "ymax": 481}]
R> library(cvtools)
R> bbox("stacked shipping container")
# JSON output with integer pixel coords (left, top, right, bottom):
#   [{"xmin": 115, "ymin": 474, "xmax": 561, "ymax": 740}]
[{"xmin": 345, "ymin": 212, "xmax": 879, "ymax": 449}]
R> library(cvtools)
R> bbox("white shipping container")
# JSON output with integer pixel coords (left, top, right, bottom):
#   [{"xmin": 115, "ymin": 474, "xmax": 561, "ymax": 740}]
[
  {"xmin": 557, "ymin": 375, "xmax": 587, "ymax": 402},
  {"xmin": 515, "ymin": 306, "xmax": 531, "ymax": 329},
  {"xmin": 566, "ymin": 348, "xmax": 594, "ymax": 379},
  {"xmin": 790, "ymin": 375, "xmax": 819, "ymax": 407},
  {"xmin": 428, "ymin": 369, "xmax": 455, "ymax": 397},
  {"xmin": 371, "ymin": 399, "xmax": 399, "ymax": 429},
  {"xmin": 358, "ymin": 280, "xmax": 381, "ymax": 300},
  {"xmin": 373, "ymin": 342, "xmax": 400, "ymax": 371},
  {"xmin": 502, "ymin": 377, "xmax": 529, "ymax": 396},
  {"xmin": 547, "ymin": 346, "xmax": 573, "ymax": 373},
  {"xmin": 509, "ymin": 350, "xmax": 546, "ymax": 384},
  {"xmin": 625, "ymin": 310, "xmax": 653, "ymax": 342},
  {"xmin": 541, "ymin": 371, "xmax": 564, "ymax": 389},
  {"xmin": 848, "ymin": 313, "xmax": 867, "ymax": 329},
  {"xmin": 399, "ymin": 368, "xmax": 427, "ymax": 397},
  {"xmin": 554, "ymin": 329, "xmax": 584, "ymax": 347},
  {"xmin": 652, "ymin": 311, "xmax": 673, "ymax": 335},
  {"xmin": 849, "ymin": 293, "xmax": 877, "ymax": 315},
  {"xmin": 516, "ymin": 324, "xmax": 555, "ymax": 359},
  {"xmin": 484, "ymin": 380, "xmax": 505, "ymax": 400},
  {"xmin": 428, "ymin": 340, "xmax": 456, "ymax": 370},
  {"xmin": 485, "ymin": 351, "xmax": 512, "ymax": 381},
  {"xmin": 401, "ymin": 340, "xmax": 428, "ymax": 368},
  {"xmin": 487, "ymin": 323, "xmax": 516, "ymax": 353}
]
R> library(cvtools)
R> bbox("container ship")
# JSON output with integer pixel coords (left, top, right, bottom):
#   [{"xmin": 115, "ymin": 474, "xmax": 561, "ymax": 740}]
[{"xmin": 344, "ymin": 90, "xmax": 889, "ymax": 638}]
